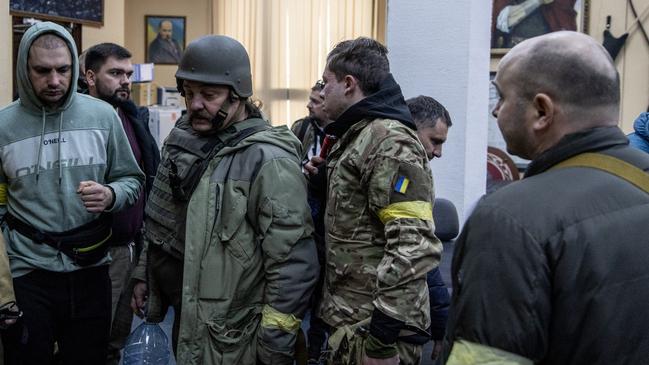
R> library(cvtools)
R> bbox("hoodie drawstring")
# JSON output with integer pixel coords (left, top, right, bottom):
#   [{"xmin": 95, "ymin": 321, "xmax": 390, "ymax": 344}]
[
  {"xmin": 36, "ymin": 108, "xmax": 46, "ymax": 182},
  {"xmin": 58, "ymin": 113, "xmax": 63, "ymax": 185},
  {"xmin": 35, "ymin": 110, "xmax": 64, "ymax": 186}
]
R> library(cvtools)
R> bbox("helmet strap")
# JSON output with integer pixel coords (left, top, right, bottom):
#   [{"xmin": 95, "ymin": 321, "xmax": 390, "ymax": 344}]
[{"xmin": 209, "ymin": 97, "xmax": 231, "ymax": 130}]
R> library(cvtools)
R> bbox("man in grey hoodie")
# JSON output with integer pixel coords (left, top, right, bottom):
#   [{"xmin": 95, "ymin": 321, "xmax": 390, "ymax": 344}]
[{"xmin": 0, "ymin": 22, "xmax": 144, "ymax": 364}]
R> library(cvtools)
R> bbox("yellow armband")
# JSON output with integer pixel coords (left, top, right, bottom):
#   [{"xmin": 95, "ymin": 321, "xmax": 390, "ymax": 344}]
[{"xmin": 261, "ymin": 304, "xmax": 301, "ymax": 333}]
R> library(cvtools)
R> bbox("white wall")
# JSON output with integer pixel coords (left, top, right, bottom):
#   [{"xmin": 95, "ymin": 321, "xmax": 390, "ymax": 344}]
[{"xmin": 387, "ymin": 0, "xmax": 491, "ymax": 223}]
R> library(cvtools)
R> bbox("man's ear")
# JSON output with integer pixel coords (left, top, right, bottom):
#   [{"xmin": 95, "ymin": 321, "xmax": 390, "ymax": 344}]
[
  {"xmin": 532, "ymin": 93, "xmax": 554, "ymax": 132},
  {"xmin": 85, "ymin": 70, "xmax": 96, "ymax": 87},
  {"xmin": 343, "ymin": 75, "xmax": 359, "ymax": 96}
]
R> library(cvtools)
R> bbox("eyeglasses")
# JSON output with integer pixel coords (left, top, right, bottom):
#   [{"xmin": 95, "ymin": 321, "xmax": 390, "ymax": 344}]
[{"xmin": 314, "ymin": 80, "xmax": 325, "ymax": 89}]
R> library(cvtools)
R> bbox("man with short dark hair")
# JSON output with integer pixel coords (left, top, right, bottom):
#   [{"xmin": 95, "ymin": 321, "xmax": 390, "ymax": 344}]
[
  {"xmin": 446, "ymin": 31, "xmax": 649, "ymax": 364},
  {"xmin": 407, "ymin": 95, "xmax": 452, "ymax": 160},
  {"xmin": 405, "ymin": 95, "xmax": 452, "ymax": 363},
  {"xmin": 305, "ymin": 37, "xmax": 440, "ymax": 365},
  {"xmin": 84, "ymin": 42, "xmax": 160, "ymax": 365},
  {"xmin": 0, "ymin": 22, "xmax": 143, "ymax": 365},
  {"xmin": 291, "ymin": 81, "xmax": 332, "ymax": 162}
]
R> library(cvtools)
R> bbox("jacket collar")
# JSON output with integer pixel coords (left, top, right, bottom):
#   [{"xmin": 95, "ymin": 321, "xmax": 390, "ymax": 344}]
[
  {"xmin": 525, "ymin": 126, "xmax": 629, "ymax": 177},
  {"xmin": 217, "ymin": 117, "xmax": 268, "ymax": 145},
  {"xmin": 324, "ymin": 73, "xmax": 415, "ymax": 139}
]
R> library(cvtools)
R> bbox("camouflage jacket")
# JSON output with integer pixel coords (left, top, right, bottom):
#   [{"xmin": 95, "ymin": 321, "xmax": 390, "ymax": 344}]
[{"xmin": 318, "ymin": 117, "xmax": 442, "ymax": 333}]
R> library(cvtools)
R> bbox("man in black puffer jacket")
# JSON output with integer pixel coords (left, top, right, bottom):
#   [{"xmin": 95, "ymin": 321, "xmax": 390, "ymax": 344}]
[{"xmin": 446, "ymin": 31, "xmax": 649, "ymax": 365}]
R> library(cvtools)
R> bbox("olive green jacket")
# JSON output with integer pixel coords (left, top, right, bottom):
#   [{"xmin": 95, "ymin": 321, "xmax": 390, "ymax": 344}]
[
  {"xmin": 176, "ymin": 118, "xmax": 319, "ymax": 365},
  {"xmin": 0, "ymin": 234, "xmax": 14, "ymax": 306}
]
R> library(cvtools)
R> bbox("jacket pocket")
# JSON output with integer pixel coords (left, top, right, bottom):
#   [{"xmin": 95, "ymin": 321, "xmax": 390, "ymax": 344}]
[
  {"xmin": 203, "ymin": 311, "xmax": 260, "ymax": 364},
  {"xmin": 218, "ymin": 190, "xmax": 257, "ymax": 268}
]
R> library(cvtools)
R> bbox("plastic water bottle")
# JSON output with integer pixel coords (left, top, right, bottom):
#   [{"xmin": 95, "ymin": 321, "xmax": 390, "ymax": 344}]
[{"xmin": 122, "ymin": 322, "xmax": 171, "ymax": 365}]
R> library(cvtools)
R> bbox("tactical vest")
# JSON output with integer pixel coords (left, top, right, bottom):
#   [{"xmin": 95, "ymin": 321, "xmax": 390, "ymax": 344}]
[{"xmin": 145, "ymin": 119, "xmax": 269, "ymax": 258}]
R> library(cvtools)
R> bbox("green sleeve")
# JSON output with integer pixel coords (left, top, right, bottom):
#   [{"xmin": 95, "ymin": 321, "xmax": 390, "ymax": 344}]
[{"xmin": 248, "ymin": 156, "xmax": 319, "ymax": 364}]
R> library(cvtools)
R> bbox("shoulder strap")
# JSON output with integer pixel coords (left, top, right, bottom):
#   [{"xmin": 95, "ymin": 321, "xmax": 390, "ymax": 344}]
[
  {"xmin": 552, "ymin": 152, "xmax": 649, "ymax": 194},
  {"xmin": 298, "ymin": 118, "xmax": 311, "ymax": 142},
  {"xmin": 227, "ymin": 124, "xmax": 271, "ymax": 147}
]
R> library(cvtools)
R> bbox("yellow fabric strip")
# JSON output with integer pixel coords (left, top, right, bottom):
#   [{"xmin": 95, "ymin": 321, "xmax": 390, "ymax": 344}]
[
  {"xmin": 400, "ymin": 178, "xmax": 410, "ymax": 193},
  {"xmin": 378, "ymin": 201, "xmax": 432, "ymax": 224},
  {"xmin": 261, "ymin": 304, "xmax": 301, "ymax": 333},
  {"xmin": 447, "ymin": 340, "xmax": 533, "ymax": 365},
  {"xmin": 0, "ymin": 235, "xmax": 15, "ymax": 305},
  {"xmin": 0, "ymin": 183, "xmax": 7, "ymax": 205},
  {"xmin": 552, "ymin": 153, "xmax": 649, "ymax": 194},
  {"xmin": 75, "ymin": 230, "xmax": 112, "ymax": 253}
]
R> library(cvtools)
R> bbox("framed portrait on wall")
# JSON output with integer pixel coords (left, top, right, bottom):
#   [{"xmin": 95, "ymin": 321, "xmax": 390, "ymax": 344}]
[
  {"xmin": 491, "ymin": 0, "xmax": 590, "ymax": 54},
  {"xmin": 10, "ymin": 0, "xmax": 104, "ymax": 26},
  {"xmin": 145, "ymin": 15, "xmax": 186, "ymax": 65}
]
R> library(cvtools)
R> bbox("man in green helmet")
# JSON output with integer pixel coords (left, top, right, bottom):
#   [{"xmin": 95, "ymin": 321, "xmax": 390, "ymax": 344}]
[{"xmin": 130, "ymin": 35, "xmax": 319, "ymax": 364}]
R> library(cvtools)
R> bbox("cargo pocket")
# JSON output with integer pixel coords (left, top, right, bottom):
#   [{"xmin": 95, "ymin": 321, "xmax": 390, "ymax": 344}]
[
  {"xmin": 328, "ymin": 323, "xmax": 368, "ymax": 365},
  {"xmin": 204, "ymin": 312, "xmax": 260, "ymax": 365},
  {"xmin": 218, "ymin": 192, "xmax": 256, "ymax": 268}
]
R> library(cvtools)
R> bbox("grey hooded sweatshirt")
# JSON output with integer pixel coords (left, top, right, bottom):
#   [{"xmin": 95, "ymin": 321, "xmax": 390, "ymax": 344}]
[{"xmin": 0, "ymin": 22, "xmax": 144, "ymax": 277}]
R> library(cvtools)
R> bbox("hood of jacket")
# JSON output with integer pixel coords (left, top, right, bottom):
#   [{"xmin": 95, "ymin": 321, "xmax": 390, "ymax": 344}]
[
  {"xmin": 217, "ymin": 117, "xmax": 302, "ymax": 160},
  {"xmin": 633, "ymin": 112, "xmax": 649, "ymax": 140},
  {"xmin": 324, "ymin": 73, "xmax": 415, "ymax": 138},
  {"xmin": 17, "ymin": 22, "xmax": 79, "ymax": 114}
]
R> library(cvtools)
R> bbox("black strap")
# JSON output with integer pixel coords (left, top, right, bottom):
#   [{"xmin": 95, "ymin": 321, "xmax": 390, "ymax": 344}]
[
  {"xmin": 227, "ymin": 124, "xmax": 271, "ymax": 147},
  {"xmin": 169, "ymin": 123, "xmax": 270, "ymax": 201},
  {"xmin": 297, "ymin": 118, "xmax": 311, "ymax": 142},
  {"xmin": 4, "ymin": 212, "xmax": 111, "ymax": 250},
  {"xmin": 311, "ymin": 119, "xmax": 326, "ymax": 155}
]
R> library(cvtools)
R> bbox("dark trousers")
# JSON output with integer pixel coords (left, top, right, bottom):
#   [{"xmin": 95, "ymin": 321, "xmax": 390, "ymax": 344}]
[
  {"xmin": 148, "ymin": 244, "xmax": 183, "ymax": 354},
  {"xmin": 307, "ymin": 232, "xmax": 329, "ymax": 361},
  {"xmin": 2, "ymin": 266, "xmax": 111, "ymax": 365},
  {"xmin": 307, "ymin": 314, "xmax": 329, "ymax": 361}
]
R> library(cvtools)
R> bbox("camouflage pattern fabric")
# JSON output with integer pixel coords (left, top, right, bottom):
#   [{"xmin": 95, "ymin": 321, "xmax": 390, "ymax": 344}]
[
  {"xmin": 319, "ymin": 117, "xmax": 441, "ymax": 337},
  {"xmin": 326, "ymin": 317, "xmax": 422, "ymax": 365}
]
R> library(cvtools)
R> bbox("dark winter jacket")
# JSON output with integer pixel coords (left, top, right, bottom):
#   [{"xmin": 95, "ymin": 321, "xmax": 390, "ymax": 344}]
[
  {"xmin": 120, "ymin": 100, "xmax": 160, "ymax": 195},
  {"xmin": 427, "ymin": 268, "xmax": 450, "ymax": 341},
  {"xmin": 447, "ymin": 126, "xmax": 649, "ymax": 365}
]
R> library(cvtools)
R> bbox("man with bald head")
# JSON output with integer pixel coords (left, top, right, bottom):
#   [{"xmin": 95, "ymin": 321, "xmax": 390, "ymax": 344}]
[
  {"xmin": 147, "ymin": 19, "xmax": 183, "ymax": 63},
  {"xmin": 445, "ymin": 31, "xmax": 649, "ymax": 364}
]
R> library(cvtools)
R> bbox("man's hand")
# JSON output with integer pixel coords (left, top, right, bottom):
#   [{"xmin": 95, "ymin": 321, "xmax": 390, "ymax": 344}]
[
  {"xmin": 77, "ymin": 181, "xmax": 114, "ymax": 213},
  {"xmin": 362, "ymin": 355, "xmax": 399, "ymax": 365},
  {"xmin": 130, "ymin": 281, "xmax": 147, "ymax": 318},
  {"xmin": 304, "ymin": 156, "xmax": 325, "ymax": 176},
  {"xmin": 0, "ymin": 303, "xmax": 21, "ymax": 329}
]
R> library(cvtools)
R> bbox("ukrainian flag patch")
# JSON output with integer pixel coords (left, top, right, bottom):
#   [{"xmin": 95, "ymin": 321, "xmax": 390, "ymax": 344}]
[{"xmin": 394, "ymin": 175, "xmax": 410, "ymax": 194}]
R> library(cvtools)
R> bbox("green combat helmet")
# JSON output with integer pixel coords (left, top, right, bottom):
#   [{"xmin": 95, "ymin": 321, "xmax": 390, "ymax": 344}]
[
  {"xmin": 175, "ymin": 35, "xmax": 252, "ymax": 98},
  {"xmin": 176, "ymin": 35, "xmax": 253, "ymax": 128}
]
